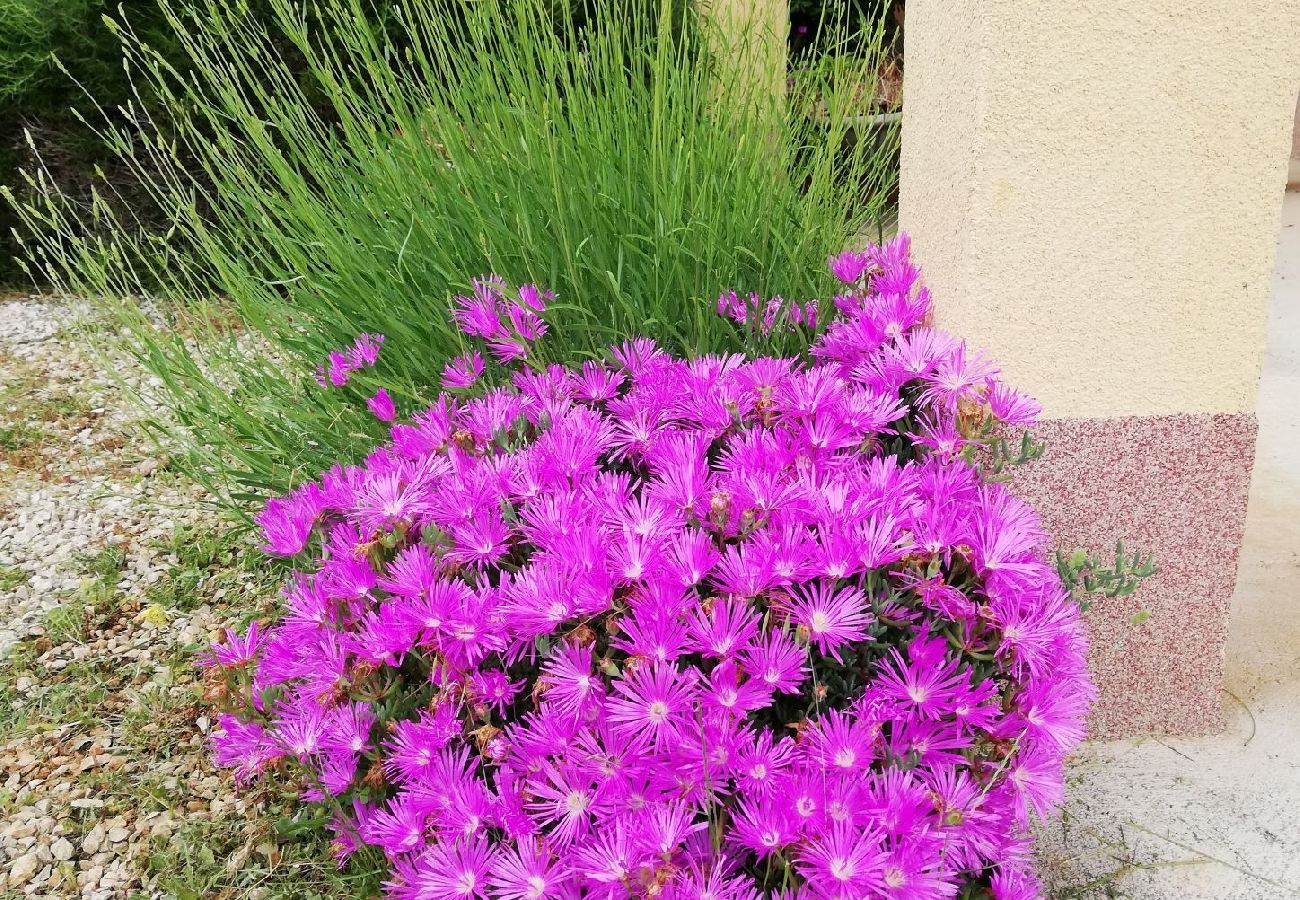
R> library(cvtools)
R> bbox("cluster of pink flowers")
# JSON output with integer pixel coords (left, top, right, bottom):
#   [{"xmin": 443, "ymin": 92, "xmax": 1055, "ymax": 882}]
[
  {"xmin": 715, "ymin": 290, "xmax": 818, "ymax": 334},
  {"xmin": 315, "ymin": 332, "xmax": 386, "ymax": 388},
  {"xmin": 451, "ymin": 275, "xmax": 551, "ymax": 366},
  {"xmin": 206, "ymin": 235, "xmax": 1093, "ymax": 899}
]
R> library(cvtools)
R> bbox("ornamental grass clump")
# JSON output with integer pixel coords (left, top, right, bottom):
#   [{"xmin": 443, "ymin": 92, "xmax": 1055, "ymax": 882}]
[
  {"xmin": 8, "ymin": 0, "xmax": 898, "ymax": 504},
  {"xmin": 204, "ymin": 238, "xmax": 1093, "ymax": 899}
]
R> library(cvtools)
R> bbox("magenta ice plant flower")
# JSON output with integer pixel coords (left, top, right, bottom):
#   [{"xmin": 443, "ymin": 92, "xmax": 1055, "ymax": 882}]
[
  {"xmin": 314, "ymin": 333, "xmax": 385, "ymax": 388},
  {"xmin": 828, "ymin": 249, "xmax": 871, "ymax": 285},
  {"xmin": 206, "ymin": 238, "xmax": 1094, "ymax": 899},
  {"xmin": 367, "ymin": 387, "xmax": 396, "ymax": 422}
]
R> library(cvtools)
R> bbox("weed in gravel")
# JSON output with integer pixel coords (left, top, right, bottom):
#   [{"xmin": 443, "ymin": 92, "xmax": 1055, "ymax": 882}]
[
  {"xmin": 161, "ymin": 524, "xmax": 242, "ymax": 570},
  {"xmin": 31, "ymin": 390, "xmax": 93, "ymax": 423},
  {"xmin": 145, "ymin": 813, "xmax": 386, "ymax": 900},
  {"xmin": 54, "ymin": 544, "xmax": 130, "ymax": 627},
  {"xmin": 152, "ymin": 827, "xmax": 384, "ymax": 894},
  {"xmin": 144, "ymin": 571, "xmax": 205, "ymax": 612},
  {"xmin": 0, "ymin": 354, "xmax": 96, "ymax": 466},
  {"xmin": 0, "ymin": 565, "xmax": 27, "ymax": 591},
  {"xmin": 0, "ymin": 419, "xmax": 47, "ymax": 453},
  {"xmin": 0, "ymin": 353, "xmax": 38, "ymax": 400},
  {"xmin": 117, "ymin": 661, "xmax": 202, "ymax": 758},
  {"xmin": 146, "ymin": 523, "xmax": 284, "ymax": 613},
  {"xmin": 14, "ymin": 658, "xmax": 116, "ymax": 733},
  {"xmin": 124, "ymin": 769, "xmax": 179, "ymax": 816},
  {"xmin": 43, "ymin": 597, "xmax": 88, "ymax": 644},
  {"xmin": 0, "ymin": 657, "xmax": 26, "ymax": 733},
  {"xmin": 75, "ymin": 545, "xmax": 127, "ymax": 581},
  {"xmin": 0, "ymin": 652, "xmax": 363, "ymax": 896}
]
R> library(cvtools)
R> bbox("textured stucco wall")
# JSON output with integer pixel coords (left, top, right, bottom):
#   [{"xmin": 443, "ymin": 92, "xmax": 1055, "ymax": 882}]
[
  {"xmin": 899, "ymin": 0, "xmax": 1300, "ymax": 737},
  {"xmin": 1291, "ymin": 90, "xmax": 1300, "ymax": 185},
  {"xmin": 1009, "ymin": 414, "xmax": 1257, "ymax": 736},
  {"xmin": 1292, "ymin": 90, "xmax": 1300, "ymax": 160},
  {"xmin": 901, "ymin": 0, "xmax": 1300, "ymax": 419}
]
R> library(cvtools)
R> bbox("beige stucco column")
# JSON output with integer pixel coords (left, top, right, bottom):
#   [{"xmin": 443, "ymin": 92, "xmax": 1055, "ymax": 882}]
[
  {"xmin": 1290, "ymin": 90, "xmax": 1300, "ymax": 186},
  {"xmin": 901, "ymin": 0, "xmax": 1300, "ymax": 736},
  {"xmin": 697, "ymin": 0, "xmax": 789, "ymax": 102}
]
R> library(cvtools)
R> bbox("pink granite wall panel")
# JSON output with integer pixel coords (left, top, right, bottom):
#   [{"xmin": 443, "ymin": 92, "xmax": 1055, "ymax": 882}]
[{"xmin": 1011, "ymin": 413, "xmax": 1258, "ymax": 738}]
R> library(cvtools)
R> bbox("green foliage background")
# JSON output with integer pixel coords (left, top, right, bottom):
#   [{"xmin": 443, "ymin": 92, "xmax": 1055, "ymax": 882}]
[
  {"xmin": 0, "ymin": 0, "xmax": 360, "ymax": 283},
  {"xmin": 1, "ymin": 1, "xmax": 172, "ymax": 282},
  {"xmin": 0, "ymin": 1, "xmax": 165, "ymax": 106}
]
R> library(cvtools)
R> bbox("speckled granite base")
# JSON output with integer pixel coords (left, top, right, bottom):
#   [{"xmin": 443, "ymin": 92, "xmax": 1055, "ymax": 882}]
[{"xmin": 1011, "ymin": 413, "xmax": 1258, "ymax": 738}]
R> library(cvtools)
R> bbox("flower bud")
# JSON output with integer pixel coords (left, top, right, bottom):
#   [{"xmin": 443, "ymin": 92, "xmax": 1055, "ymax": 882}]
[{"xmin": 565, "ymin": 623, "xmax": 597, "ymax": 647}]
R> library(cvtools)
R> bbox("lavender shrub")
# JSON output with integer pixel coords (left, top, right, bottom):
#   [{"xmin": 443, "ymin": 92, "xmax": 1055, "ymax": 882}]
[{"xmin": 203, "ymin": 236, "xmax": 1094, "ymax": 899}]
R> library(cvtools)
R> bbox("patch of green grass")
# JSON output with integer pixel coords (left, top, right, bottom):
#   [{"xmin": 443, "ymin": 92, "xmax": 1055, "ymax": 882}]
[
  {"xmin": 76, "ymin": 544, "xmax": 127, "ymax": 581},
  {"xmin": 161, "ymin": 523, "xmax": 244, "ymax": 572},
  {"xmin": 60, "ymin": 544, "xmax": 129, "ymax": 618},
  {"xmin": 2, "ymin": 639, "xmax": 39, "ymax": 672},
  {"xmin": 72, "ymin": 766, "xmax": 138, "ymax": 816},
  {"xmin": 146, "ymin": 815, "xmax": 385, "ymax": 900},
  {"xmin": 143, "ymin": 574, "xmax": 203, "ymax": 612},
  {"xmin": 6, "ymin": 657, "xmax": 117, "ymax": 734},
  {"xmin": 117, "ymin": 660, "xmax": 203, "ymax": 758},
  {"xmin": 0, "ymin": 355, "xmax": 39, "ymax": 399},
  {"xmin": 146, "ymin": 524, "xmax": 272, "ymax": 611},
  {"xmin": 149, "ymin": 528, "xmax": 239, "ymax": 611},
  {"xmin": 0, "ymin": 668, "xmax": 23, "ymax": 735},
  {"xmin": 0, "ymin": 420, "xmax": 47, "ymax": 452},
  {"xmin": 43, "ymin": 598, "xmax": 88, "ymax": 644},
  {"xmin": 32, "ymin": 389, "xmax": 93, "ymax": 422},
  {"xmin": 0, "ymin": 539, "xmax": 370, "ymax": 897},
  {"xmin": 0, "ymin": 357, "xmax": 95, "ymax": 458},
  {"xmin": 0, "ymin": 565, "xmax": 27, "ymax": 591}
]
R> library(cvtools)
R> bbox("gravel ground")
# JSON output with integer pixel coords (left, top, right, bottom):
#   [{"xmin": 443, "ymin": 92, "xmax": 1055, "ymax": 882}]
[
  {"xmin": 0, "ymin": 299, "xmax": 201, "ymax": 658},
  {"xmin": 0, "ymin": 296, "xmax": 358, "ymax": 899}
]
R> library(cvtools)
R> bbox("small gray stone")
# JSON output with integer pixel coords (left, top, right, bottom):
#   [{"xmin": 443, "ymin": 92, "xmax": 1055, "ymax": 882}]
[
  {"xmin": 81, "ymin": 824, "xmax": 104, "ymax": 856},
  {"xmin": 8, "ymin": 851, "xmax": 39, "ymax": 885},
  {"xmin": 50, "ymin": 837, "xmax": 73, "ymax": 861}
]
